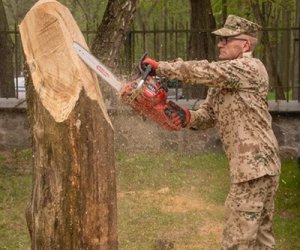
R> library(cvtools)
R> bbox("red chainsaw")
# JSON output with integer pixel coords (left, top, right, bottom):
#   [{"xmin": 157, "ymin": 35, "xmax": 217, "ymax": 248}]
[{"xmin": 73, "ymin": 42, "xmax": 190, "ymax": 131}]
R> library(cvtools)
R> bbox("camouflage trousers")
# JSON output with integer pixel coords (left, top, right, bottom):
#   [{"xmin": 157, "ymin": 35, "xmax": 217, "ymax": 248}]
[{"xmin": 221, "ymin": 175, "xmax": 280, "ymax": 250}]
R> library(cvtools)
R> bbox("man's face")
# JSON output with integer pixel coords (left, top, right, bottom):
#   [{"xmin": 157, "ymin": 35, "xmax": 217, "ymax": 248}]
[{"xmin": 217, "ymin": 36, "xmax": 249, "ymax": 60}]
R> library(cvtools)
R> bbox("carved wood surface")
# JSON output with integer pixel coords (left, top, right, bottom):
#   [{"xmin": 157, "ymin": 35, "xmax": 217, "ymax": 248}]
[{"xmin": 20, "ymin": 0, "xmax": 110, "ymax": 124}]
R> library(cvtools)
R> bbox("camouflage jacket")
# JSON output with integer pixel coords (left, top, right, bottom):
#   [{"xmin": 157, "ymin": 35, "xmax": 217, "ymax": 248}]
[{"xmin": 157, "ymin": 52, "xmax": 281, "ymax": 183}]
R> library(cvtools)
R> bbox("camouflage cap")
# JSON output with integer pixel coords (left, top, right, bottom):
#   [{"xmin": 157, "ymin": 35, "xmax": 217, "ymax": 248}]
[{"xmin": 212, "ymin": 15, "xmax": 261, "ymax": 38}]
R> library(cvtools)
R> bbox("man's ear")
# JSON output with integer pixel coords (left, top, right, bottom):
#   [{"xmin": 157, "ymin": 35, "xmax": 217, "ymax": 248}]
[{"xmin": 242, "ymin": 40, "xmax": 251, "ymax": 53}]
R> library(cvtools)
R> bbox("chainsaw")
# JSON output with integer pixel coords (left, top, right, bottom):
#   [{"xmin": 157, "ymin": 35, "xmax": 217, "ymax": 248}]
[{"xmin": 73, "ymin": 42, "xmax": 190, "ymax": 131}]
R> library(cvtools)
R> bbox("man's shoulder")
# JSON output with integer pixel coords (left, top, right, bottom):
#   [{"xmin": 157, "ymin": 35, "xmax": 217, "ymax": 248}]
[
  {"xmin": 215, "ymin": 56, "xmax": 262, "ymax": 69},
  {"xmin": 230, "ymin": 54, "xmax": 264, "ymax": 67}
]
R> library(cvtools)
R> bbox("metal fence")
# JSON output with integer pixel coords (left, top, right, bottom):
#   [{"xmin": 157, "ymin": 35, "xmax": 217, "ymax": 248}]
[
  {"xmin": 118, "ymin": 26, "xmax": 300, "ymax": 102},
  {"xmin": 4, "ymin": 25, "xmax": 300, "ymax": 102}
]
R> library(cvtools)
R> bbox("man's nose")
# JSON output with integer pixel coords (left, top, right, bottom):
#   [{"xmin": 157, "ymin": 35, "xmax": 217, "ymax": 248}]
[{"xmin": 217, "ymin": 42, "xmax": 224, "ymax": 48}]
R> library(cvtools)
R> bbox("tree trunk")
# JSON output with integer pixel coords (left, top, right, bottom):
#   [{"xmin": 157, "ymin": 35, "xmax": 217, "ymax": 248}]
[
  {"xmin": 280, "ymin": 9, "xmax": 291, "ymax": 100},
  {"xmin": 222, "ymin": 0, "xmax": 227, "ymax": 23},
  {"xmin": 91, "ymin": 0, "xmax": 137, "ymax": 105},
  {"xmin": 293, "ymin": 0, "xmax": 300, "ymax": 101},
  {"xmin": 19, "ymin": 0, "xmax": 117, "ymax": 249},
  {"xmin": 0, "ymin": 0, "xmax": 15, "ymax": 97},
  {"xmin": 188, "ymin": 0, "xmax": 216, "ymax": 99},
  {"xmin": 92, "ymin": 0, "xmax": 137, "ymax": 68},
  {"xmin": 189, "ymin": 0, "xmax": 216, "ymax": 61},
  {"xmin": 250, "ymin": 0, "xmax": 286, "ymax": 100}
]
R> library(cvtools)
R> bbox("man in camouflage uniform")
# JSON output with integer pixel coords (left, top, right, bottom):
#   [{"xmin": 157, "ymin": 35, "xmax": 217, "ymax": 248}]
[{"xmin": 143, "ymin": 15, "xmax": 281, "ymax": 249}]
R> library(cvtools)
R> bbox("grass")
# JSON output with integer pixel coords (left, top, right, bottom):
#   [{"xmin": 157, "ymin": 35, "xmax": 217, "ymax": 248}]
[
  {"xmin": 0, "ymin": 150, "xmax": 32, "ymax": 250},
  {"xmin": 0, "ymin": 149, "xmax": 299, "ymax": 249},
  {"xmin": 274, "ymin": 159, "xmax": 300, "ymax": 249},
  {"xmin": 117, "ymin": 152, "xmax": 228, "ymax": 249}
]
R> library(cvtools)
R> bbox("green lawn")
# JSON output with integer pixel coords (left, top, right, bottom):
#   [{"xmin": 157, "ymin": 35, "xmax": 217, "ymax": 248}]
[{"xmin": 0, "ymin": 150, "xmax": 299, "ymax": 249}]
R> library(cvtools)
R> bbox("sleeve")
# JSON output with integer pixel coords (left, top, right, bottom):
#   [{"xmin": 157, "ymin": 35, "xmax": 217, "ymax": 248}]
[
  {"xmin": 157, "ymin": 57, "xmax": 260, "ymax": 90},
  {"xmin": 188, "ymin": 89, "xmax": 216, "ymax": 130}
]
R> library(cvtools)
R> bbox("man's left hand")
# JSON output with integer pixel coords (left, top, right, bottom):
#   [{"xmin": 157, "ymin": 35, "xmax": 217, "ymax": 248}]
[{"xmin": 142, "ymin": 57, "xmax": 159, "ymax": 70}]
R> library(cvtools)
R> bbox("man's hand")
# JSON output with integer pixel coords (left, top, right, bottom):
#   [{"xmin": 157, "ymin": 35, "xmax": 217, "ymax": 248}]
[
  {"xmin": 166, "ymin": 101, "xmax": 191, "ymax": 129},
  {"xmin": 169, "ymin": 112, "xmax": 183, "ymax": 128},
  {"xmin": 143, "ymin": 57, "xmax": 159, "ymax": 70}
]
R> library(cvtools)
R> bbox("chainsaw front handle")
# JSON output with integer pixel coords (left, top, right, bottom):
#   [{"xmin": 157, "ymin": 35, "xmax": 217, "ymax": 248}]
[{"xmin": 136, "ymin": 64, "xmax": 152, "ymax": 89}]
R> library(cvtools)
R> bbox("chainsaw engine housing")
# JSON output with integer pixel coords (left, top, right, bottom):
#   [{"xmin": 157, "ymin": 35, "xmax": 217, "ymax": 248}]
[{"xmin": 120, "ymin": 76, "xmax": 190, "ymax": 131}]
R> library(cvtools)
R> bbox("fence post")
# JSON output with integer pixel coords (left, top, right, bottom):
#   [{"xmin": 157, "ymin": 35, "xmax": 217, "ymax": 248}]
[
  {"xmin": 124, "ymin": 30, "xmax": 133, "ymax": 73},
  {"xmin": 153, "ymin": 23, "xmax": 157, "ymax": 59},
  {"xmin": 298, "ymin": 25, "xmax": 300, "ymax": 102},
  {"xmin": 14, "ymin": 23, "xmax": 18, "ymax": 98}
]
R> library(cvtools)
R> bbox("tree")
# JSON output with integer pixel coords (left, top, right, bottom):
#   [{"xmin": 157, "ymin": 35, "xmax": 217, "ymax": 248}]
[
  {"xmin": 135, "ymin": 0, "xmax": 159, "ymax": 31},
  {"xmin": 250, "ymin": 0, "xmax": 286, "ymax": 100},
  {"xmin": 187, "ymin": 0, "xmax": 216, "ymax": 99},
  {"xmin": 293, "ymin": 0, "xmax": 300, "ymax": 100},
  {"xmin": 91, "ymin": 0, "xmax": 137, "ymax": 104},
  {"xmin": 189, "ymin": 0, "xmax": 216, "ymax": 61},
  {"xmin": 3, "ymin": 0, "xmax": 36, "ymax": 24},
  {"xmin": 92, "ymin": 0, "xmax": 137, "ymax": 68},
  {"xmin": 61, "ymin": 0, "xmax": 108, "ymax": 34},
  {"xmin": 134, "ymin": 0, "xmax": 190, "ymax": 31},
  {"xmin": 222, "ymin": 0, "xmax": 228, "ymax": 23},
  {"xmin": 0, "ymin": 0, "xmax": 15, "ymax": 97},
  {"xmin": 19, "ymin": 0, "xmax": 135, "ymax": 247}
]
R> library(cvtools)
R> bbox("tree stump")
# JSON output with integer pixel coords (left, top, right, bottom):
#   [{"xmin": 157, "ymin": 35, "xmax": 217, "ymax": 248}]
[{"xmin": 19, "ymin": 0, "xmax": 117, "ymax": 249}]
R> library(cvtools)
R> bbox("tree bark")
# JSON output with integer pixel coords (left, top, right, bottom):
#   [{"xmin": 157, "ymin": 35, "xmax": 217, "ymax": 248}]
[
  {"xmin": 0, "ymin": 0, "xmax": 15, "ymax": 97},
  {"xmin": 222, "ymin": 0, "xmax": 227, "ymax": 23},
  {"xmin": 188, "ymin": 0, "xmax": 216, "ymax": 99},
  {"xmin": 293, "ymin": 0, "xmax": 300, "ymax": 101},
  {"xmin": 92, "ymin": 0, "xmax": 137, "ymax": 69},
  {"xmin": 189, "ymin": 0, "xmax": 216, "ymax": 61},
  {"xmin": 20, "ymin": 0, "xmax": 117, "ymax": 249},
  {"xmin": 91, "ymin": 0, "xmax": 137, "ymax": 105}
]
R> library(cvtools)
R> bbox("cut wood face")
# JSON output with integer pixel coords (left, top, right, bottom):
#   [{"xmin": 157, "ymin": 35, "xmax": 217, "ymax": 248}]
[{"xmin": 19, "ymin": 0, "xmax": 111, "ymax": 126}]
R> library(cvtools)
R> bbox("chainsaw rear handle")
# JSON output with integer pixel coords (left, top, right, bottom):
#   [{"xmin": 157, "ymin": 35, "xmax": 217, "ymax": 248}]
[{"xmin": 164, "ymin": 101, "xmax": 191, "ymax": 128}]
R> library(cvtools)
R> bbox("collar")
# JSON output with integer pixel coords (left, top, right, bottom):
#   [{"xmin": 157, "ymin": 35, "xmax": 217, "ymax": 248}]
[{"xmin": 242, "ymin": 52, "xmax": 253, "ymax": 58}]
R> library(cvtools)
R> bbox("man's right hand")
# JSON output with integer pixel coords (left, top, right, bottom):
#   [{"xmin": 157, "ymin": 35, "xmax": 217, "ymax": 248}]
[{"xmin": 167, "ymin": 101, "xmax": 191, "ymax": 129}]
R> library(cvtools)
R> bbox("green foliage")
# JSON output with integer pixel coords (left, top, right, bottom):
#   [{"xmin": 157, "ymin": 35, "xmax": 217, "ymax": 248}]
[
  {"xmin": 2, "ymin": 0, "xmax": 108, "ymax": 31},
  {"xmin": 212, "ymin": 0, "xmax": 296, "ymax": 25},
  {"xmin": 2, "ymin": 0, "xmax": 298, "ymax": 31},
  {"xmin": 135, "ymin": 0, "xmax": 190, "ymax": 30},
  {"xmin": 55, "ymin": 0, "xmax": 108, "ymax": 31}
]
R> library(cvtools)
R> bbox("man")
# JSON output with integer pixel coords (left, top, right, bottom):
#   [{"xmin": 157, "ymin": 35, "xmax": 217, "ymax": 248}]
[{"xmin": 143, "ymin": 15, "xmax": 281, "ymax": 249}]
